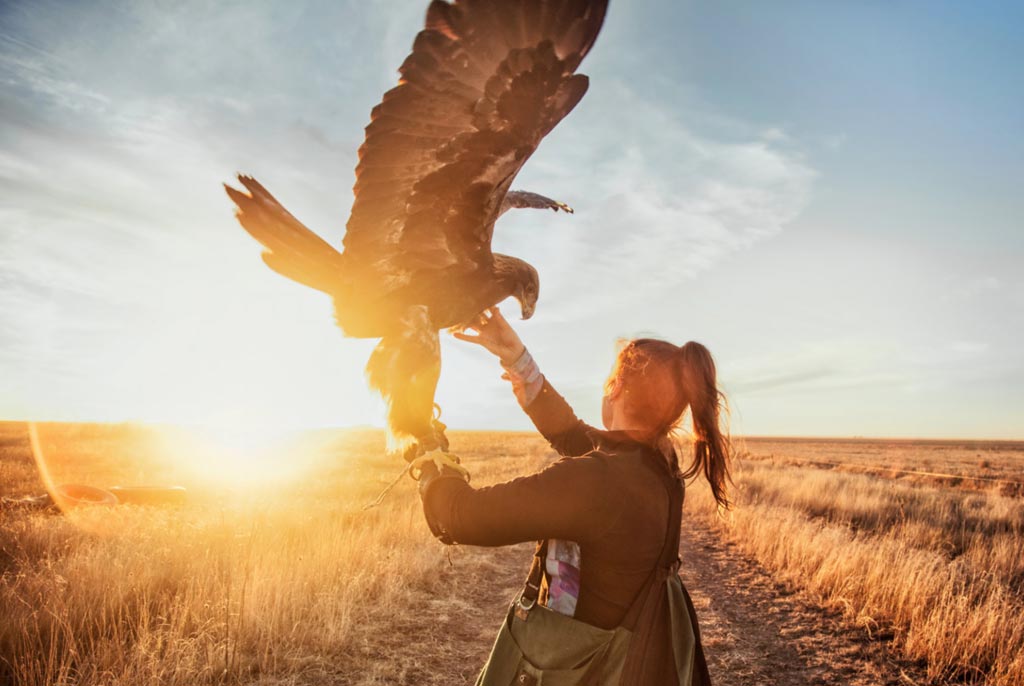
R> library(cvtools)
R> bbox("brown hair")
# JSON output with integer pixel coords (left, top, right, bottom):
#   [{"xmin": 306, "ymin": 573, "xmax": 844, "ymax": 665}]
[{"xmin": 604, "ymin": 338, "xmax": 732, "ymax": 509}]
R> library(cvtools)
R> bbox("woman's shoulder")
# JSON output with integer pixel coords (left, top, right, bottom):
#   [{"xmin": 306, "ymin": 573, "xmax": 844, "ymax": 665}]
[
  {"xmin": 547, "ymin": 449, "xmax": 613, "ymax": 475},
  {"xmin": 579, "ymin": 439, "xmax": 678, "ymax": 483},
  {"xmin": 541, "ymin": 450, "xmax": 629, "ymax": 498},
  {"xmin": 541, "ymin": 432, "xmax": 672, "ymax": 484},
  {"xmin": 547, "ymin": 443, "xmax": 656, "ymax": 480}
]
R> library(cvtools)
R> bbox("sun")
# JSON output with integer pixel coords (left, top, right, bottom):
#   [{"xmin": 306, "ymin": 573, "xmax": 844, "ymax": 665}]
[{"xmin": 155, "ymin": 422, "xmax": 319, "ymax": 490}]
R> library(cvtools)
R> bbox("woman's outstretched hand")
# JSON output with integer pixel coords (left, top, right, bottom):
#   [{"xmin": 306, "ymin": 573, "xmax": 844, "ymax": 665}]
[{"xmin": 451, "ymin": 306, "xmax": 526, "ymax": 365}]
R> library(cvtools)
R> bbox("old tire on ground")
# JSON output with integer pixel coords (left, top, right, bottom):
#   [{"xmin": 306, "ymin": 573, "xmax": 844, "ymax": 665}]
[
  {"xmin": 108, "ymin": 486, "xmax": 188, "ymax": 506},
  {"xmin": 54, "ymin": 484, "xmax": 119, "ymax": 509}
]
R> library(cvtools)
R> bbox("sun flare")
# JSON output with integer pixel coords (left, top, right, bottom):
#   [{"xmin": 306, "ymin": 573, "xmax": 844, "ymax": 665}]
[
  {"xmin": 28, "ymin": 420, "xmax": 326, "ymax": 505},
  {"xmin": 155, "ymin": 422, "xmax": 320, "ymax": 489}
]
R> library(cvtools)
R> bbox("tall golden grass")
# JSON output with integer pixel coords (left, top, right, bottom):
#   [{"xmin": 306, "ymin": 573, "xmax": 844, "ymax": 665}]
[
  {"xmin": 0, "ymin": 423, "xmax": 547, "ymax": 685},
  {"xmin": 686, "ymin": 446, "xmax": 1024, "ymax": 685}
]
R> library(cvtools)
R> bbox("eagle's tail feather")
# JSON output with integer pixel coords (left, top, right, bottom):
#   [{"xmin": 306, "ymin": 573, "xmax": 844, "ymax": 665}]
[
  {"xmin": 365, "ymin": 305, "xmax": 442, "ymax": 458},
  {"xmin": 225, "ymin": 174, "xmax": 345, "ymax": 294}
]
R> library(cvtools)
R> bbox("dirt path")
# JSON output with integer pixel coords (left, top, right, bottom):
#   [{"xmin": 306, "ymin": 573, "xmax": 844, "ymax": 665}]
[
  {"xmin": 350, "ymin": 542, "xmax": 535, "ymax": 685},
  {"xmin": 366, "ymin": 521, "xmax": 940, "ymax": 685},
  {"xmin": 678, "ymin": 521, "xmax": 936, "ymax": 686}
]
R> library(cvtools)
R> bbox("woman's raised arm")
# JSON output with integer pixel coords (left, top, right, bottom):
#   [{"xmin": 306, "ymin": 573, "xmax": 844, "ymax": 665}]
[
  {"xmin": 452, "ymin": 307, "xmax": 604, "ymax": 457},
  {"xmin": 519, "ymin": 376, "xmax": 603, "ymax": 457}
]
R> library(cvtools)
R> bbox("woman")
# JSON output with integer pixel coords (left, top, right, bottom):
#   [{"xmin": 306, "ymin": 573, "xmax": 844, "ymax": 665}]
[{"xmin": 418, "ymin": 307, "xmax": 731, "ymax": 685}]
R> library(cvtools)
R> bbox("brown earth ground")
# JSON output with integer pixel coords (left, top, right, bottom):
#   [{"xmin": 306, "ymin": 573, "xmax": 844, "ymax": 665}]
[{"xmin": 358, "ymin": 522, "xmax": 939, "ymax": 686}]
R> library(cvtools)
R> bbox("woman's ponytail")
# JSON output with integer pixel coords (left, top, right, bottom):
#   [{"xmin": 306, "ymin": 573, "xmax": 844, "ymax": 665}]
[
  {"xmin": 678, "ymin": 341, "xmax": 732, "ymax": 510},
  {"xmin": 606, "ymin": 337, "xmax": 732, "ymax": 510}
]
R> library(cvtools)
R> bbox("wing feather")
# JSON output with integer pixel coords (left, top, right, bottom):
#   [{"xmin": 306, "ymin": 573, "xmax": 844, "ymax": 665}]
[{"xmin": 342, "ymin": 0, "xmax": 608, "ymax": 274}]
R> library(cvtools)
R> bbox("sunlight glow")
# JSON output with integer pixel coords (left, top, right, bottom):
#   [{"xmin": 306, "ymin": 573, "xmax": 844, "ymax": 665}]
[{"xmin": 155, "ymin": 422, "xmax": 321, "ymax": 489}]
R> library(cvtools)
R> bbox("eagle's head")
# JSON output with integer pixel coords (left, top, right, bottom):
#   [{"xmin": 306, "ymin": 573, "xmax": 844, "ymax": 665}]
[
  {"xmin": 494, "ymin": 254, "xmax": 540, "ymax": 319},
  {"xmin": 515, "ymin": 264, "xmax": 540, "ymax": 320}
]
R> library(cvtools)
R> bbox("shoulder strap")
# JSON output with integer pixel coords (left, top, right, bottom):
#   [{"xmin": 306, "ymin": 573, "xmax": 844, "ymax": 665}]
[
  {"xmin": 620, "ymin": 473, "xmax": 682, "ymax": 628},
  {"xmin": 616, "ymin": 474, "xmax": 684, "ymax": 684}
]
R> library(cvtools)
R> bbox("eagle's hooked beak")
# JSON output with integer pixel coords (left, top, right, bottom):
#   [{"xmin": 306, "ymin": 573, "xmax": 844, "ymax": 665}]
[{"xmin": 516, "ymin": 289, "xmax": 536, "ymax": 320}]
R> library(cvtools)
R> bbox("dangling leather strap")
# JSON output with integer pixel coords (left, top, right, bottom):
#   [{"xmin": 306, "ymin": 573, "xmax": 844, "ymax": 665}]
[{"xmin": 514, "ymin": 539, "xmax": 548, "ymax": 621}]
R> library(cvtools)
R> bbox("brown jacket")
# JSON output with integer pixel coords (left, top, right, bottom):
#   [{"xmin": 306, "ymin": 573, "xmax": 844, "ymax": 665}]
[{"xmin": 422, "ymin": 379, "xmax": 710, "ymax": 685}]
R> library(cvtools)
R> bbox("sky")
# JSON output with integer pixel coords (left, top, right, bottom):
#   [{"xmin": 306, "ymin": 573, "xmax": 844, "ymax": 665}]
[{"xmin": 1, "ymin": 0, "xmax": 1021, "ymax": 439}]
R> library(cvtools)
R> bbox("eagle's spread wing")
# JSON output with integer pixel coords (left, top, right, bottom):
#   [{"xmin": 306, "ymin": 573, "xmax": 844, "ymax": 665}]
[
  {"xmin": 226, "ymin": 1, "xmax": 609, "ymax": 459},
  {"xmin": 342, "ymin": 0, "xmax": 608, "ymax": 286}
]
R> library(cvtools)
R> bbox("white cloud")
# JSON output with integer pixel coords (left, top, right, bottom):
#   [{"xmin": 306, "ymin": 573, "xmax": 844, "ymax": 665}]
[{"xmin": 492, "ymin": 78, "xmax": 815, "ymax": 320}]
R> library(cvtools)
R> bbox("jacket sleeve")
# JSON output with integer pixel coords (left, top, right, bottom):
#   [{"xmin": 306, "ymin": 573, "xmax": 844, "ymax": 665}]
[
  {"xmin": 420, "ymin": 453, "xmax": 621, "ymax": 547},
  {"xmin": 523, "ymin": 378, "xmax": 606, "ymax": 458}
]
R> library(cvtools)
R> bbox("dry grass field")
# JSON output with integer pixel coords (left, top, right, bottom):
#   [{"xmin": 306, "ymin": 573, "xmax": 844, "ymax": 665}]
[
  {"xmin": 689, "ymin": 437, "xmax": 1024, "ymax": 686},
  {"xmin": 738, "ymin": 437, "xmax": 1024, "ymax": 495},
  {"xmin": 1, "ymin": 422, "xmax": 1022, "ymax": 685},
  {"xmin": 0, "ymin": 422, "xmax": 547, "ymax": 685}
]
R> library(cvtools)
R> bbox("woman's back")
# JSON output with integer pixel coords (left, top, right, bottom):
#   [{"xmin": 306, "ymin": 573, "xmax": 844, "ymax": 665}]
[
  {"xmin": 568, "ymin": 440, "xmax": 679, "ymax": 629},
  {"xmin": 422, "ymin": 382, "xmax": 696, "ymax": 683},
  {"xmin": 429, "ymin": 312, "xmax": 724, "ymax": 685}
]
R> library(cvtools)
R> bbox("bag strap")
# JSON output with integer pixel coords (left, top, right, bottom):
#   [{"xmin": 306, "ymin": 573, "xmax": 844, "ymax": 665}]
[
  {"xmin": 617, "ymin": 473, "xmax": 684, "ymax": 685},
  {"xmin": 513, "ymin": 538, "xmax": 548, "ymax": 620},
  {"xmin": 619, "ymin": 474, "xmax": 682, "ymax": 628}
]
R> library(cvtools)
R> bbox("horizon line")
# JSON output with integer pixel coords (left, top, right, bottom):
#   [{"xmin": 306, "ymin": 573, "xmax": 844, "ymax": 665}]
[{"xmin": 2, "ymin": 418, "xmax": 1021, "ymax": 445}]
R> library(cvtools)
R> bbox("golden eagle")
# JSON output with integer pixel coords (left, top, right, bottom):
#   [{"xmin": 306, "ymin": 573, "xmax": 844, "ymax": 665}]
[{"xmin": 225, "ymin": 0, "xmax": 608, "ymax": 458}]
